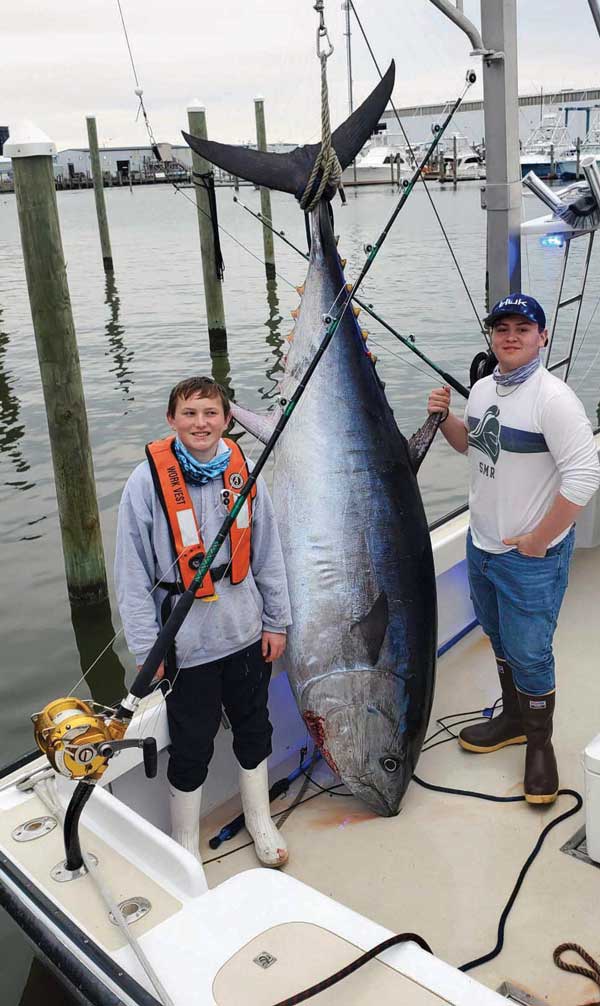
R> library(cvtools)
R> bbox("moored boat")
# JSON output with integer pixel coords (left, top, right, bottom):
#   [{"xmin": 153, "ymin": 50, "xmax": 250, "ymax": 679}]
[{"xmin": 520, "ymin": 112, "xmax": 574, "ymax": 179}]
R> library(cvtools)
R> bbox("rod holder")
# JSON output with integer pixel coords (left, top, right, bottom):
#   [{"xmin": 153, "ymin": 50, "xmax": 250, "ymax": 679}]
[
  {"xmin": 582, "ymin": 155, "xmax": 600, "ymax": 209},
  {"xmin": 522, "ymin": 171, "xmax": 563, "ymax": 213}
]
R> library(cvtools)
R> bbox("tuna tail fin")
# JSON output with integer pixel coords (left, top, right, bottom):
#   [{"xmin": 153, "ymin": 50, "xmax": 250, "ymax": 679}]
[
  {"xmin": 182, "ymin": 61, "xmax": 395, "ymax": 201},
  {"xmin": 407, "ymin": 413, "xmax": 443, "ymax": 475},
  {"xmin": 231, "ymin": 403, "xmax": 279, "ymax": 445}
]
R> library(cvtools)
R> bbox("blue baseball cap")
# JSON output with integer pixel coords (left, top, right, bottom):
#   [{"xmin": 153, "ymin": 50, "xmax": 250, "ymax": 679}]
[{"xmin": 484, "ymin": 294, "xmax": 546, "ymax": 330}]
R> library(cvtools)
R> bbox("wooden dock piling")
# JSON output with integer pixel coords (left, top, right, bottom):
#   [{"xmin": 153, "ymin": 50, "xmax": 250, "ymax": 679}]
[
  {"xmin": 452, "ymin": 135, "xmax": 458, "ymax": 187},
  {"xmin": 5, "ymin": 126, "xmax": 108, "ymax": 604},
  {"xmin": 86, "ymin": 116, "xmax": 114, "ymax": 273},
  {"xmin": 187, "ymin": 102, "xmax": 228, "ymax": 356},
  {"xmin": 254, "ymin": 97, "xmax": 276, "ymax": 280}
]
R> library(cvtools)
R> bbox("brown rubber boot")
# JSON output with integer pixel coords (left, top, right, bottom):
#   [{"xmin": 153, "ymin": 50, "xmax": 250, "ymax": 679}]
[
  {"xmin": 517, "ymin": 690, "xmax": 559, "ymax": 805},
  {"xmin": 459, "ymin": 659, "xmax": 527, "ymax": 753}
]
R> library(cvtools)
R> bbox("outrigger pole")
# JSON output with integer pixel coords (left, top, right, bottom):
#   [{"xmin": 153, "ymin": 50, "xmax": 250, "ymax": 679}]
[
  {"xmin": 233, "ymin": 194, "xmax": 470, "ymax": 398},
  {"xmin": 114, "ymin": 72, "xmax": 476, "ymax": 719}
]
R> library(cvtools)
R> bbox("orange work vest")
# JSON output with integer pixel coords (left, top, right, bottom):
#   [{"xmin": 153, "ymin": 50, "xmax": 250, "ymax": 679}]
[{"xmin": 145, "ymin": 436, "xmax": 256, "ymax": 598}]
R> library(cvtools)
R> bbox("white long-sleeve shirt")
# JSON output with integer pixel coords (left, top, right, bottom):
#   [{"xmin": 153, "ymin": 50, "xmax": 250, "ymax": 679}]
[
  {"xmin": 464, "ymin": 367, "xmax": 600, "ymax": 553},
  {"xmin": 115, "ymin": 441, "xmax": 292, "ymax": 666}
]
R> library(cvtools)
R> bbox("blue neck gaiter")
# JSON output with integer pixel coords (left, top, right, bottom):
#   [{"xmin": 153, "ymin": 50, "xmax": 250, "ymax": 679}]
[
  {"xmin": 493, "ymin": 354, "xmax": 541, "ymax": 387},
  {"xmin": 173, "ymin": 437, "xmax": 231, "ymax": 486}
]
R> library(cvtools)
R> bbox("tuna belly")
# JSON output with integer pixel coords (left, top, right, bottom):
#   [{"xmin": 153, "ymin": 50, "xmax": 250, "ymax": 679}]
[{"xmin": 301, "ymin": 669, "xmax": 416, "ymax": 817}]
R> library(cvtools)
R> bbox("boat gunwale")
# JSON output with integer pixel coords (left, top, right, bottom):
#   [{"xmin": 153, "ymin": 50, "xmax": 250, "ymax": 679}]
[{"xmin": 0, "ymin": 849, "xmax": 163, "ymax": 1006}]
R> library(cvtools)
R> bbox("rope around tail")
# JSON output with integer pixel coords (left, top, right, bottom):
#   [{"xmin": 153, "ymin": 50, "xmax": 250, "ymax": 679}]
[{"xmin": 299, "ymin": 47, "xmax": 342, "ymax": 212}]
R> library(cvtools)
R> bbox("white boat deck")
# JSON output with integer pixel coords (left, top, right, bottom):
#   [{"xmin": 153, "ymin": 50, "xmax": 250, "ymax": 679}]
[{"xmin": 200, "ymin": 545, "xmax": 600, "ymax": 1005}]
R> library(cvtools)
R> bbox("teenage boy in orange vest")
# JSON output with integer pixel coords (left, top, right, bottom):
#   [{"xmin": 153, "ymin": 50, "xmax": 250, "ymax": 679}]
[{"xmin": 115, "ymin": 376, "xmax": 292, "ymax": 867}]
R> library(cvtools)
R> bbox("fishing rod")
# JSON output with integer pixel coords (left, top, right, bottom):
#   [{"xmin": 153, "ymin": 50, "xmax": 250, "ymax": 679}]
[
  {"xmin": 113, "ymin": 70, "xmax": 475, "ymax": 720},
  {"xmin": 233, "ymin": 193, "xmax": 469, "ymax": 399},
  {"xmin": 32, "ymin": 74, "xmax": 476, "ymax": 878}
]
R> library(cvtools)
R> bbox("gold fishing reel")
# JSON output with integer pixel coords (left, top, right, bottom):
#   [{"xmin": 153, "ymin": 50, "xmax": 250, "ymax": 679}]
[
  {"xmin": 32, "ymin": 696, "xmax": 158, "ymax": 782},
  {"xmin": 32, "ymin": 697, "xmax": 128, "ymax": 782}
]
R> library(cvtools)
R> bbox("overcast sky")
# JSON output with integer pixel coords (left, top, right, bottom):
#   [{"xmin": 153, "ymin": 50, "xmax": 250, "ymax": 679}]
[{"xmin": 4, "ymin": 1, "xmax": 600, "ymax": 151}]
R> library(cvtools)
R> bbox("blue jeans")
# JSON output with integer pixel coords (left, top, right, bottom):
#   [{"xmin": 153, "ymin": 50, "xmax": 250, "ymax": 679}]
[{"xmin": 466, "ymin": 528, "xmax": 575, "ymax": 695}]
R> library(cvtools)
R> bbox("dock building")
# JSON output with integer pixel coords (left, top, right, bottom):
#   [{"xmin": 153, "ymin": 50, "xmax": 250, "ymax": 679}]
[{"xmin": 380, "ymin": 86, "xmax": 600, "ymax": 149}]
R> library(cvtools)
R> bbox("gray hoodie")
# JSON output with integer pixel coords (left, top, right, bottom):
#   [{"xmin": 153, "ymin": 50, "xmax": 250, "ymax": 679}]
[{"xmin": 114, "ymin": 440, "xmax": 292, "ymax": 667}]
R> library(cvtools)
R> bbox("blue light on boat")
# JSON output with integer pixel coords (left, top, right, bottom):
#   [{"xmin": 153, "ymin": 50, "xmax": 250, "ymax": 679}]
[{"xmin": 540, "ymin": 234, "xmax": 565, "ymax": 248}]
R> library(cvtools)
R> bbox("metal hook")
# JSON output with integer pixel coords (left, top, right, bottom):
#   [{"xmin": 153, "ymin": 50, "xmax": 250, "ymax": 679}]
[
  {"xmin": 313, "ymin": 0, "xmax": 334, "ymax": 59},
  {"xmin": 316, "ymin": 27, "xmax": 334, "ymax": 59}
]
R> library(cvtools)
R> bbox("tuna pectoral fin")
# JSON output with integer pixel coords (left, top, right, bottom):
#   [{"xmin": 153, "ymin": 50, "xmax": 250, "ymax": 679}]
[
  {"xmin": 407, "ymin": 413, "xmax": 443, "ymax": 474},
  {"xmin": 182, "ymin": 62, "xmax": 395, "ymax": 199},
  {"xmin": 231, "ymin": 403, "xmax": 279, "ymax": 445},
  {"xmin": 350, "ymin": 591, "xmax": 389, "ymax": 666}
]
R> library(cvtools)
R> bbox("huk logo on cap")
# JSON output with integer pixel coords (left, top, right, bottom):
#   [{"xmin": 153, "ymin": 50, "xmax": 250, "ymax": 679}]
[
  {"xmin": 497, "ymin": 297, "xmax": 527, "ymax": 310},
  {"xmin": 484, "ymin": 293, "xmax": 546, "ymax": 330}
]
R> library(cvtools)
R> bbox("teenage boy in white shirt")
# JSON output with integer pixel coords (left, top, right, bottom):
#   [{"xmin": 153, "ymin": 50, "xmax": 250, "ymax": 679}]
[{"xmin": 428, "ymin": 294, "xmax": 600, "ymax": 804}]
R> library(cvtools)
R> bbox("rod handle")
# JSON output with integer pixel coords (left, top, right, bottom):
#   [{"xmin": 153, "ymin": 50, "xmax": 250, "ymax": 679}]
[{"xmin": 142, "ymin": 738, "xmax": 158, "ymax": 779}]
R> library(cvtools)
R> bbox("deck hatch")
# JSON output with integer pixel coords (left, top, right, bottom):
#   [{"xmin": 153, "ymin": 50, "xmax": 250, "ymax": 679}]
[{"xmin": 561, "ymin": 825, "xmax": 600, "ymax": 869}]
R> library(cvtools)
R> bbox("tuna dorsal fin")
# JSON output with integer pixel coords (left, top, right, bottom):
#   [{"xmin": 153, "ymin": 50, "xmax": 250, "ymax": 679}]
[
  {"xmin": 182, "ymin": 62, "xmax": 395, "ymax": 201},
  {"xmin": 350, "ymin": 591, "xmax": 389, "ymax": 667},
  {"xmin": 231, "ymin": 403, "xmax": 279, "ymax": 445},
  {"xmin": 407, "ymin": 413, "xmax": 443, "ymax": 474}
]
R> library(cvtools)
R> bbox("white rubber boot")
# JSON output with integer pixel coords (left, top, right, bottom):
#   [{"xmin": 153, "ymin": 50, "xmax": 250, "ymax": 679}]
[
  {"xmin": 239, "ymin": 759, "xmax": 288, "ymax": 868},
  {"xmin": 168, "ymin": 783, "xmax": 202, "ymax": 862}
]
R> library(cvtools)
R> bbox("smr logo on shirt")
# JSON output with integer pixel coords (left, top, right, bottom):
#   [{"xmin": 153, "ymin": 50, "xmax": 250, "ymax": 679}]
[{"xmin": 468, "ymin": 405, "xmax": 501, "ymax": 464}]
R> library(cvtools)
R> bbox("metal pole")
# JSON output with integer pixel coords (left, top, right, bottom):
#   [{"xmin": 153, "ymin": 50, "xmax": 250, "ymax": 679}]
[
  {"xmin": 187, "ymin": 102, "xmax": 228, "ymax": 356},
  {"xmin": 5, "ymin": 126, "xmax": 108, "ymax": 605},
  {"xmin": 342, "ymin": 0, "xmax": 357, "ymax": 184},
  {"xmin": 427, "ymin": 0, "xmax": 485, "ymax": 51},
  {"xmin": 427, "ymin": 0, "xmax": 522, "ymax": 301},
  {"xmin": 85, "ymin": 116, "xmax": 114, "ymax": 273},
  {"xmin": 576, "ymin": 137, "xmax": 581, "ymax": 180},
  {"xmin": 480, "ymin": 0, "xmax": 522, "ymax": 303},
  {"xmin": 254, "ymin": 97, "xmax": 276, "ymax": 281},
  {"xmin": 453, "ymin": 134, "xmax": 458, "ymax": 186}
]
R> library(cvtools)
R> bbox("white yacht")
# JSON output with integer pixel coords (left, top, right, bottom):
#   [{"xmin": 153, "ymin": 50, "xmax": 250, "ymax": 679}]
[
  {"xmin": 440, "ymin": 132, "xmax": 485, "ymax": 181},
  {"xmin": 342, "ymin": 139, "xmax": 410, "ymax": 186},
  {"xmin": 558, "ymin": 108, "xmax": 600, "ymax": 179},
  {"xmin": 520, "ymin": 113, "xmax": 574, "ymax": 179}
]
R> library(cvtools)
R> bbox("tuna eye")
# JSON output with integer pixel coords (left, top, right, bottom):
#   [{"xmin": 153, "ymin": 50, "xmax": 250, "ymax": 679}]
[{"xmin": 380, "ymin": 757, "xmax": 399, "ymax": 773}]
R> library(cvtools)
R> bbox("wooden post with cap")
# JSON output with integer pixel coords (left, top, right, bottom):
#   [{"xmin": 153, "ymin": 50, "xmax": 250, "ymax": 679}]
[
  {"xmin": 5, "ymin": 124, "xmax": 108, "ymax": 604},
  {"xmin": 254, "ymin": 96, "xmax": 276, "ymax": 281},
  {"xmin": 86, "ymin": 116, "xmax": 114, "ymax": 273},
  {"xmin": 187, "ymin": 101, "xmax": 228, "ymax": 356}
]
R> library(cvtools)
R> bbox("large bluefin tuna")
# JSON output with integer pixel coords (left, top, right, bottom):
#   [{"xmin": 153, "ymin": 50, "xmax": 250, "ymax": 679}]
[{"xmin": 183, "ymin": 63, "xmax": 439, "ymax": 816}]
